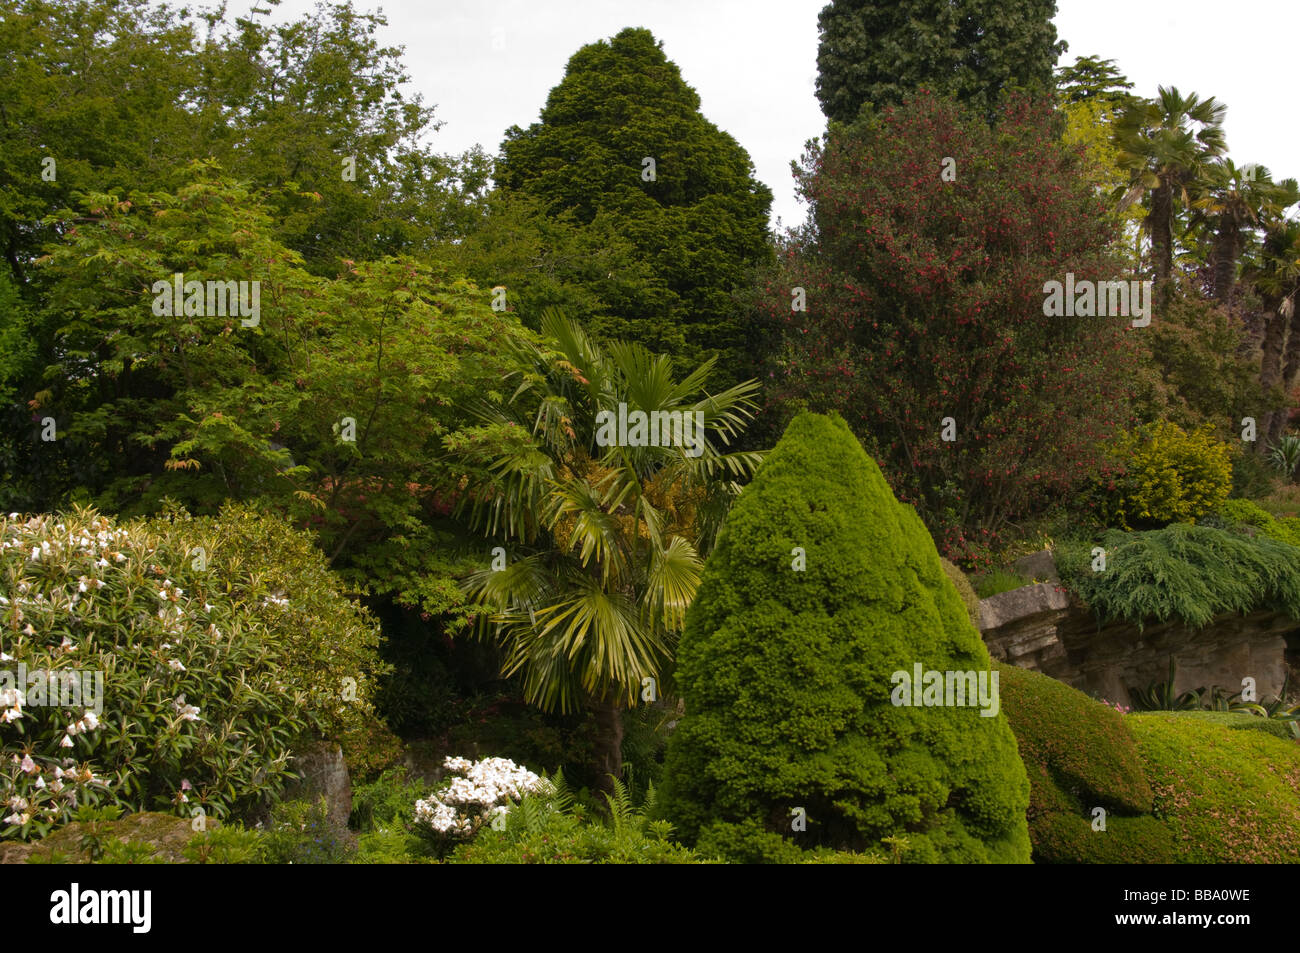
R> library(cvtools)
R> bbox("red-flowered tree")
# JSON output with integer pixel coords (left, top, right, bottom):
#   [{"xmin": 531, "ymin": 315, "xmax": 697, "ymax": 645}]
[{"xmin": 756, "ymin": 92, "xmax": 1140, "ymax": 565}]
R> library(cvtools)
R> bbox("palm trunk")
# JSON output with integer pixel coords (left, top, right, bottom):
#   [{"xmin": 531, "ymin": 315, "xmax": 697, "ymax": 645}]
[
  {"xmin": 1259, "ymin": 301, "xmax": 1288, "ymax": 452},
  {"xmin": 1211, "ymin": 220, "xmax": 1240, "ymax": 302},
  {"xmin": 590, "ymin": 691, "xmax": 625, "ymax": 795},
  {"xmin": 1268, "ymin": 302, "xmax": 1300, "ymax": 447},
  {"xmin": 1152, "ymin": 183, "xmax": 1174, "ymax": 309}
]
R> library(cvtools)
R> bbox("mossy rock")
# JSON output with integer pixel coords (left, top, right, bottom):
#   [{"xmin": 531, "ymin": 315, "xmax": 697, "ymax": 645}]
[
  {"xmin": 1, "ymin": 812, "xmax": 217, "ymax": 864},
  {"xmin": 662, "ymin": 412, "xmax": 1030, "ymax": 864},
  {"xmin": 1128, "ymin": 712, "xmax": 1300, "ymax": 863},
  {"xmin": 940, "ymin": 556, "xmax": 981, "ymax": 628}
]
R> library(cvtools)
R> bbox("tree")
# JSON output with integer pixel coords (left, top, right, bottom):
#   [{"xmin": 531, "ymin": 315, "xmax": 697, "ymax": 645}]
[
  {"xmin": 453, "ymin": 312, "xmax": 763, "ymax": 790},
  {"xmin": 1055, "ymin": 55, "xmax": 1137, "ymax": 111},
  {"xmin": 815, "ymin": 0, "xmax": 1064, "ymax": 124},
  {"xmin": 1191, "ymin": 161, "xmax": 1298, "ymax": 303},
  {"xmin": 1114, "ymin": 87, "xmax": 1228, "ymax": 305},
  {"xmin": 756, "ymin": 92, "xmax": 1137, "ymax": 561},
  {"xmin": 8, "ymin": 163, "xmax": 529, "ymax": 628},
  {"xmin": 1246, "ymin": 220, "xmax": 1300, "ymax": 447},
  {"xmin": 0, "ymin": 0, "xmax": 484, "ymax": 285},
  {"xmin": 660, "ymin": 412, "xmax": 1030, "ymax": 863},
  {"xmin": 492, "ymin": 27, "xmax": 772, "ymax": 387}
]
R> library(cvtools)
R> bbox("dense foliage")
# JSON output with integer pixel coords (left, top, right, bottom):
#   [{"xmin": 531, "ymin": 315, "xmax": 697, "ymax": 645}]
[
  {"xmin": 0, "ymin": 505, "xmax": 385, "ymax": 840},
  {"xmin": 661, "ymin": 413, "xmax": 1029, "ymax": 863},
  {"xmin": 815, "ymin": 0, "xmax": 1063, "ymax": 123},
  {"xmin": 1059, "ymin": 522, "xmax": 1300, "ymax": 628},
  {"xmin": 490, "ymin": 27, "xmax": 773, "ymax": 384},
  {"xmin": 757, "ymin": 92, "xmax": 1136, "ymax": 560}
]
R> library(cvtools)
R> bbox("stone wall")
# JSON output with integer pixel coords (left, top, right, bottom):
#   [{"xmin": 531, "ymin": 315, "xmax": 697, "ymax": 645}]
[{"xmin": 976, "ymin": 554, "xmax": 1298, "ymax": 708}]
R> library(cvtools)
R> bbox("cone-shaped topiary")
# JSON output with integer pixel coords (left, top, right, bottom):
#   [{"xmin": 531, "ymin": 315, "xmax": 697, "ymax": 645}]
[{"xmin": 660, "ymin": 412, "xmax": 1030, "ymax": 863}]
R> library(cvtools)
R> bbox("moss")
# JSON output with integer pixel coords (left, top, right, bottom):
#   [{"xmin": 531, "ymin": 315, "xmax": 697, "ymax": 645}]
[
  {"xmin": 661, "ymin": 412, "xmax": 1030, "ymax": 863},
  {"xmin": 940, "ymin": 556, "xmax": 982, "ymax": 627},
  {"xmin": 1128, "ymin": 712, "xmax": 1300, "ymax": 863}
]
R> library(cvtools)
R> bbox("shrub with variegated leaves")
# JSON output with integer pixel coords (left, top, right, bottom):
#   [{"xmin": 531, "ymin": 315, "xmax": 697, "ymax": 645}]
[{"xmin": 1, "ymin": 503, "xmax": 387, "ymax": 841}]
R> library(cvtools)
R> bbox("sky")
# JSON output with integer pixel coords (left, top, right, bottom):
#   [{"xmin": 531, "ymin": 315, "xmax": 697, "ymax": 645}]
[{"xmin": 243, "ymin": 0, "xmax": 1300, "ymax": 229}]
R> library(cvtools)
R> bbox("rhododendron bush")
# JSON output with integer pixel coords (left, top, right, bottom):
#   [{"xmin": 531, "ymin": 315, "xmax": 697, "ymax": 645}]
[
  {"xmin": 754, "ymin": 91, "xmax": 1140, "ymax": 565},
  {"xmin": 0, "ymin": 504, "xmax": 386, "ymax": 841},
  {"xmin": 414, "ymin": 756, "xmax": 552, "ymax": 851}
]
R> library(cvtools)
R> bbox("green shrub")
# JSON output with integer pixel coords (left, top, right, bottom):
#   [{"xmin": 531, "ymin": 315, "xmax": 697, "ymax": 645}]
[
  {"xmin": 996, "ymin": 662, "xmax": 1174, "ymax": 863},
  {"xmin": 1212, "ymin": 498, "xmax": 1300, "ymax": 547},
  {"xmin": 0, "ymin": 504, "xmax": 387, "ymax": 841},
  {"xmin": 997, "ymin": 663, "xmax": 1152, "ymax": 814},
  {"xmin": 660, "ymin": 412, "xmax": 1030, "ymax": 864},
  {"xmin": 1058, "ymin": 522, "xmax": 1300, "ymax": 629},
  {"xmin": 349, "ymin": 767, "xmax": 427, "ymax": 833},
  {"xmin": 183, "ymin": 824, "xmax": 264, "ymax": 864},
  {"xmin": 1128, "ymin": 713, "xmax": 1300, "ymax": 862},
  {"xmin": 449, "ymin": 782, "xmax": 706, "ymax": 865},
  {"xmin": 940, "ymin": 557, "xmax": 983, "ymax": 627},
  {"xmin": 1105, "ymin": 420, "xmax": 1235, "ymax": 528},
  {"xmin": 1230, "ymin": 449, "xmax": 1278, "ymax": 501},
  {"xmin": 259, "ymin": 796, "xmax": 356, "ymax": 865}
]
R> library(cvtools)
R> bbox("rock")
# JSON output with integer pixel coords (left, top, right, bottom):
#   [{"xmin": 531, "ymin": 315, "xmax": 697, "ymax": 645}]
[
  {"xmin": 1013, "ymin": 549, "xmax": 1060, "ymax": 584},
  {"xmin": 283, "ymin": 740, "xmax": 352, "ymax": 830},
  {"xmin": 1, "ymin": 811, "xmax": 216, "ymax": 864},
  {"xmin": 978, "ymin": 582, "xmax": 1071, "ymax": 631}
]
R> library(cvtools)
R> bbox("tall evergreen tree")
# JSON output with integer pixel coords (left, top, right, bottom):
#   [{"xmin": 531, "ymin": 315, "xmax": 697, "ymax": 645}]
[
  {"xmin": 492, "ymin": 27, "xmax": 772, "ymax": 387},
  {"xmin": 815, "ymin": 0, "xmax": 1064, "ymax": 124}
]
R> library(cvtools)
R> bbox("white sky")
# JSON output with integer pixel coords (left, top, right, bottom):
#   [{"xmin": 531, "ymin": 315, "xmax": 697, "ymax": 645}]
[{"xmin": 246, "ymin": 0, "xmax": 1299, "ymax": 229}]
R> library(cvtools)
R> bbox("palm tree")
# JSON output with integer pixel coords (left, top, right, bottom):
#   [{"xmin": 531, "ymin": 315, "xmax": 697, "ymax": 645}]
[
  {"xmin": 1114, "ymin": 86, "xmax": 1228, "ymax": 307},
  {"xmin": 453, "ymin": 311, "xmax": 763, "ymax": 789},
  {"xmin": 1248, "ymin": 220, "xmax": 1300, "ymax": 447},
  {"xmin": 1190, "ymin": 161, "xmax": 1298, "ymax": 302}
]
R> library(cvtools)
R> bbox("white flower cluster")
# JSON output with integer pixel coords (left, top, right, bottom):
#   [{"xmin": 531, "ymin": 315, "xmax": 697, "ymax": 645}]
[{"xmin": 413, "ymin": 756, "xmax": 551, "ymax": 840}]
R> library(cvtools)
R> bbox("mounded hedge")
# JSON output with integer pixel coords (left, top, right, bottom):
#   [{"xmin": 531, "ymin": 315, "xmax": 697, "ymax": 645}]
[
  {"xmin": 940, "ymin": 557, "xmax": 981, "ymax": 628},
  {"xmin": 660, "ymin": 412, "xmax": 1031, "ymax": 863},
  {"xmin": 0, "ymin": 504, "xmax": 387, "ymax": 841},
  {"xmin": 998, "ymin": 662, "xmax": 1300, "ymax": 863},
  {"xmin": 1128, "ymin": 712, "xmax": 1300, "ymax": 863}
]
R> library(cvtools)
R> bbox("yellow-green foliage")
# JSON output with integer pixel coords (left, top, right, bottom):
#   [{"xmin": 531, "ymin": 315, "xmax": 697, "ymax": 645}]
[
  {"xmin": 940, "ymin": 557, "xmax": 981, "ymax": 627},
  {"xmin": 1108, "ymin": 420, "xmax": 1234, "ymax": 528},
  {"xmin": 661, "ymin": 412, "xmax": 1030, "ymax": 864}
]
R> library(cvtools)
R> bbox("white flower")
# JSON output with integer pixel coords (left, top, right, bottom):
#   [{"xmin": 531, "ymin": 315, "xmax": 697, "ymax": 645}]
[
  {"xmin": 83, "ymin": 711, "xmax": 98, "ymax": 730},
  {"xmin": 168, "ymin": 659, "xmax": 186, "ymax": 672},
  {"xmin": 3, "ymin": 812, "xmax": 25, "ymax": 826},
  {"xmin": 19, "ymin": 754, "xmax": 36, "ymax": 774},
  {"xmin": 30, "ymin": 547, "xmax": 40, "ymax": 561},
  {"xmin": 59, "ymin": 734, "xmax": 74, "ymax": 748},
  {"xmin": 59, "ymin": 636, "xmax": 74, "ymax": 653}
]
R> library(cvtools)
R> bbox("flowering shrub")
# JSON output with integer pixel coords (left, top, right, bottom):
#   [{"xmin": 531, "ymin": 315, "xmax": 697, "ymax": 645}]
[
  {"xmin": 413, "ymin": 756, "xmax": 551, "ymax": 852},
  {"xmin": 1, "ymin": 504, "xmax": 386, "ymax": 841}
]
